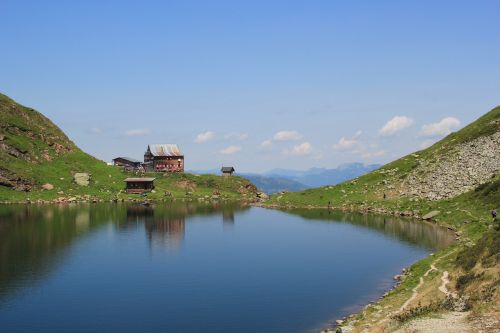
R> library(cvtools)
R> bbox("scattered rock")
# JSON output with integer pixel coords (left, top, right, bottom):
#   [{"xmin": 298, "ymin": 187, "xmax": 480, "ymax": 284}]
[
  {"xmin": 41, "ymin": 183, "xmax": 54, "ymax": 190},
  {"xmin": 402, "ymin": 132, "xmax": 500, "ymax": 200},
  {"xmin": 442, "ymin": 295, "xmax": 471, "ymax": 312},
  {"xmin": 256, "ymin": 192, "xmax": 269, "ymax": 200},
  {"xmin": 394, "ymin": 274, "xmax": 403, "ymax": 281},
  {"xmin": 422, "ymin": 210, "xmax": 440, "ymax": 220}
]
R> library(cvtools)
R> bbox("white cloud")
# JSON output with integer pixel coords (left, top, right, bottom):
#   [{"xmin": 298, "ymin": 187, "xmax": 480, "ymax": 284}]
[
  {"xmin": 220, "ymin": 145, "xmax": 241, "ymax": 154},
  {"xmin": 287, "ymin": 142, "xmax": 312, "ymax": 155},
  {"xmin": 125, "ymin": 128, "xmax": 151, "ymax": 136},
  {"xmin": 195, "ymin": 131, "xmax": 215, "ymax": 143},
  {"xmin": 333, "ymin": 130, "xmax": 362, "ymax": 150},
  {"xmin": 335, "ymin": 137, "xmax": 357, "ymax": 150},
  {"xmin": 273, "ymin": 130, "xmax": 302, "ymax": 141},
  {"xmin": 260, "ymin": 140, "xmax": 272, "ymax": 148},
  {"xmin": 379, "ymin": 116, "xmax": 414, "ymax": 136},
  {"xmin": 419, "ymin": 117, "xmax": 461, "ymax": 137},
  {"xmin": 224, "ymin": 133, "xmax": 248, "ymax": 140}
]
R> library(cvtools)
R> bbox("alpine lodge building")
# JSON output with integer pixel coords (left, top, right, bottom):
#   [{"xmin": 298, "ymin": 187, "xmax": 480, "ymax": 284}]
[{"xmin": 143, "ymin": 144, "xmax": 184, "ymax": 172}]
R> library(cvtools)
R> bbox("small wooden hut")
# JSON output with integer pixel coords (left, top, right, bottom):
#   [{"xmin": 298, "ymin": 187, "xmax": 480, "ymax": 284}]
[
  {"xmin": 221, "ymin": 166, "xmax": 235, "ymax": 177},
  {"xmin": 124, "ymin": 178, "xmax": 155, "ymax": 194}
]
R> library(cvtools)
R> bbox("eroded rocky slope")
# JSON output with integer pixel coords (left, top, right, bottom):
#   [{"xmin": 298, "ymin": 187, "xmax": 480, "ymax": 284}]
[{"xmin": 401, "ymin": 131, "xmax": 500, "ymax": 200}]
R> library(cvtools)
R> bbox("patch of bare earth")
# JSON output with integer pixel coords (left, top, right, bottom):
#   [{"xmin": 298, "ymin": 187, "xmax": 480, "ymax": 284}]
[
  {"xmin": 174, "ymin": 180, "xmax": 197, "ymax": 190},
  {"xmin": 393, "ymin": 311, "xmax": 473, "ymax": 333},
  {"xmin": 394, "ymin": 311, "xmax": 500, "ymax": 333}
]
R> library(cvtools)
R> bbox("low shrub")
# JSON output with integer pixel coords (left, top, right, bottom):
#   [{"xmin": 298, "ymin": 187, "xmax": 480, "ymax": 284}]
[{"xmin": 455, "ymin": 272, "xmax": 483, "ymax": 290}]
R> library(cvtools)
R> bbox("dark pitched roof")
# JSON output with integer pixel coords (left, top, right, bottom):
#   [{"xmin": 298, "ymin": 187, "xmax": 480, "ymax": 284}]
[
  {"xmin": 124, "ymin": 178, "xmax": 156, "ymax": 182},
  {"xmin": 221, "ymin": 166, "xmax": 235, "ymax": 173},
  {"xmin": 113, "ymin": 157, "xmax": 141, "ymax": 163}
]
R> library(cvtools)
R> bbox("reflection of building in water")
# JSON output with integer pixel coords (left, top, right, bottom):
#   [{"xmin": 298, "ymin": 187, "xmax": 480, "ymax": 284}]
[
  {"xmin": 125, "ymin": 205, "xmax": 185, "ymax": 249},
  {"xmin": 125, "ymin": 205, "xmax": 155, "ymax": 226},
  {"xmin": 122, "ymin": 202, "xmax": 251, "ymax": 249},
  {"xmin": 145, "ymin": 216, "xmax": 185, "ymax": 250},
  {"xmin": 222, "ymin": 210, "xmax": 235, "ymax": 224}
]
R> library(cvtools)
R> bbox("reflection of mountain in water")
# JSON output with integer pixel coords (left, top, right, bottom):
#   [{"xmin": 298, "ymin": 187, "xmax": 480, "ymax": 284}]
[
  {"xmin": 280, "ymin": 208, "xmax": 455, "ymax": 251},
  {"xmin": 0, "ymin": 202, "xmax": 249, "ymax": 302},
  {"xmin": 0, "ymin": 204, "xmax": 117, "ymax": 299}
]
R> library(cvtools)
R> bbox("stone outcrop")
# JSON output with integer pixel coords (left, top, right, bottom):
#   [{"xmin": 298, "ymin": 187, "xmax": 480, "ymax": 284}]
[
  {"xmin": 0, "ymin": 167, "xmax": 34, "ymax": 191},
  {"xmin": 401, "ymin": 132, "xmax": 500, "ymax": 200},
  {"xmin": 74, "ymin": 173, "xmax": 90, "ymax": 186}
]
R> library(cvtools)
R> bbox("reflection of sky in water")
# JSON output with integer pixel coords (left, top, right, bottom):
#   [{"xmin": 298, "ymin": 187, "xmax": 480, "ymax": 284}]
[{"xmin": 0, "ymin": 203, "xmax": 454, "ymax": 333}]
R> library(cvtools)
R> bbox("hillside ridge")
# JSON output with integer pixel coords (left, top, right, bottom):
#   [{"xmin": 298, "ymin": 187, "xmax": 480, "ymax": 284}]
[
  {"xmin": 269, "ymin": 106, "xmax": 499, "ymax": 210},
  {"xmin": 0, "ymin": 93, "xmax": 78, "ymax": 190},
  {"xmin": 0, "ymin": 93, "xmax": 257, "ymax": 202}
]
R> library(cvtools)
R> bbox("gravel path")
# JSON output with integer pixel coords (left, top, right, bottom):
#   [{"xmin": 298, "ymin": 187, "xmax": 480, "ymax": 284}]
[{"xmin": 393, "ymin": 311, "xmax": 473, "ymax": 333}]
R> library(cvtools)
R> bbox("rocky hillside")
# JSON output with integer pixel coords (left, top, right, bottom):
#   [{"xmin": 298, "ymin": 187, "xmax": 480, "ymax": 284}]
[
  {"xmin": 0, "ymin": 93, "xmax": 77, "ymax": 190},
  {"xmin": 269, "ymin": 106, "xmax": 499, "ymax": 210},
  {"xmin": 371, "ymin": 106, "xmax": 499, "ymax": 202},
  {"xmin": 398, "ymin": 107, "xmax": 499, "ymax": 200},
  {"xmin": 402, "ymin": 132, "xmax": 499, "ymax": 200}
]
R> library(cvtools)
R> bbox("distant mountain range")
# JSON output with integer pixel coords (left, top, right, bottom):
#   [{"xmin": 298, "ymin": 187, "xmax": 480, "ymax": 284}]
[
  {"xmin": 263, "ymin": 163, "xmax": 381, "ymax": 188},
  {"xmin": 189, "ymin": 163, "xmax": 381, "ymax": 194},
  {"xmin": 238, "ymin": 174, "xmax": 308, "ymax": 194}
]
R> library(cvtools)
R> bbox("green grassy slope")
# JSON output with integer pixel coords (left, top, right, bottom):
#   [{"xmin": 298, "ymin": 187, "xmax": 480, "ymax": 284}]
[{"xmin": 0, "ymin": 93, "xmax": 257, "ymax": 202}]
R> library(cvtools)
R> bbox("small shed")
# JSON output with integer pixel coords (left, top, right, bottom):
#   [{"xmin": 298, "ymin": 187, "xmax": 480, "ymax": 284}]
[
  {"xmin": 124, "ymin": 178, "xmax": 156, "ymax": 194},
  {"xmin": 221, "ymin": 166, "xmax": 235, "ymax": 176}
]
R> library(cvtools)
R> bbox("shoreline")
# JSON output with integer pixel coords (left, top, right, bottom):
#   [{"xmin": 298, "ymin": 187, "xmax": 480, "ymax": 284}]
[
  {"xmin": 256, "ymin": 202, "xmax": 465, "ymax": 332},
  {"xmin": 0, "ymin": 196, "xmax": 263, "ymax": 205}
]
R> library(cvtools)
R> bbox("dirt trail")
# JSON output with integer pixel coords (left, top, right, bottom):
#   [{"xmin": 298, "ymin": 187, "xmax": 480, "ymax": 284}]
[
  {"xmin": 392, "ymin": 250, "xmax": 478, "ymax": 333},
  {"xmin": 398, "ymin": 251, "xmax": 455, "ymax": 313},
  {"xmin": 398, "ymin": 263, "xmax": 439, "ymax": 312},
  {"xmin": 438, "ymin": 271, "xmax": 457, "ymax": 297},
  {"xmin": 340, "ymin": 251, "xmax": 460, "ymax": 332}
]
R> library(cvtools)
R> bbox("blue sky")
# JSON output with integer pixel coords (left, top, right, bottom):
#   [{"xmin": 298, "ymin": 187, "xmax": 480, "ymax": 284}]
[{"xmin": 1, "ymin": 0, "xmax": 499, "ymax": 172}]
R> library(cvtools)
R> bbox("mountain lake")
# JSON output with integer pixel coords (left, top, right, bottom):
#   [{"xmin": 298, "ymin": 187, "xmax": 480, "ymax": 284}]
[{"xmin": 0, "ymin": 203, "xmax": 455, "ymax": 333}]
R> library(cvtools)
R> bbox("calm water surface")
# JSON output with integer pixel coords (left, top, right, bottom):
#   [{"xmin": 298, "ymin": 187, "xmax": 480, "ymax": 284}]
[{"xmin": 0, "ymin": 203, "xmax": 454, "ymax": 333}]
